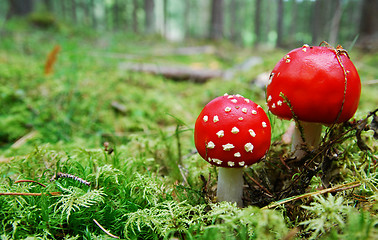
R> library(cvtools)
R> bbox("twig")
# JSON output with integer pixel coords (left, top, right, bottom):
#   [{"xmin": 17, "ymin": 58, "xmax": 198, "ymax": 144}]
[
  {"xmin": 93, "ymin": 219, "xmax": 120, "ymax": 239},
  {"xmin": 11, "ymin": 130, "xmax": 38, "ymax": 148},
  {"xmin": 245, "ymin": 172, "xmax": 274, "ymax": 197},
  {"xmin": 362, "ymin": 79, "xmax": 378, "ymax": 85},
  {"xmin": 15, "ymin": 180, "xmax": 47, "ymax": 188},
  {"xmin": 178, "ymin": 165, "xmax": 189, "ymax": 186},
  {"xmin": 0, "ymin": 156, "xmax": 14, "ymax": 163},
  {"xmin": 262, "ymin": 181, "xmax": 360, "ymax": 209},
  {"xmin": 0, "ymin": 192, "xmax": 61, "ymax": 196}
]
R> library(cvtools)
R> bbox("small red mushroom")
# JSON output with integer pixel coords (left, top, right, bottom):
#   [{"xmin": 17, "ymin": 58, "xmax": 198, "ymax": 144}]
[
  {"xmin": 194, "ymin": 94, "xmax": 271, "ymax": 206},
  {"xmin": 266, "ymin": 44, "xmax": 361, "ymax": 158}
]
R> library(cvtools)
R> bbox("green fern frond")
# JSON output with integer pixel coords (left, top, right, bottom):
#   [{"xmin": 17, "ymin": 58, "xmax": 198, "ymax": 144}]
[
  {"xmin": 89, "ymin": 164, "xmax": 124, "ymax": 188},
  {"xmin": 127, "ymin": 172, "xmax": 170, "ymax": 206},
  {"xmin": 300, "ymin": 194, "xmax": 351, "ymax": 239},
  {"xmin": 52, "ymin": 185, "xmax": 106, "ymax": 221},
  {"xmin": 206, "ymin": 202, "xmax": 288, "ymax": 239},
  {"xmin": 123, "ymin": 200, "xmax": 206, "ymax": 239}
]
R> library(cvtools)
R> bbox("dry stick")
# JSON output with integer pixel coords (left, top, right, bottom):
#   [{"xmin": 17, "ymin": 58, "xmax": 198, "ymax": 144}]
[
  {"xmin": 262, "ymin": 181, "xmax": 361, "ymax": 210},
  {"xmin": 14, "ymin": 180, "xmax": 47, "ymax": 188},
  {"xmin": 0, "ymin": 192, "xmax": 61, "ymax": 196},
  {"xmin": 93, "ymin": 219, "xmax": 120, "ymax": 239},
  {"xmin": 244, "ymin": 172, "xmax": 274, "ymax": 197}
]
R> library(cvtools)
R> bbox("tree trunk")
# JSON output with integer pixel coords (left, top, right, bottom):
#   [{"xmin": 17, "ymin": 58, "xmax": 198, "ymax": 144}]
[
  {"xmin": 328, "ymin": 0, "xmax": 342, "ymax": 46},
  {"xmin": 288, "ymin": 0, "xmax": 297, "ymax": 46},
  {"xmin": 229, "ymin": 0, "xmax": 240, "ymax": 43},
  {"xmin": 144, "ymin": 0, "xmax": 155, "ymax": 34},
  {"xmin": 184, "ymin": 0, "xmax": 191, "ymax": 38},
  {"xmin": 113, "ymin": 0, "xmax": 120, "ymax": 30},
  {"xmin": 276, "ymin": 0, "xmax": 284, "ymax": 47},
  {"xmin": 71, "ymin": 0, "xmax": 77, "ymax": 23},
  {"xmin": 132, "ymin": 0, "xmax": 139, "ymax": 33},
  {"xmin": 163, "ymin": 0, "xmax": 168, "ymax": 37},
  {"xmin": 254, "ymin": 0, "xmax": 262, "ymax": 46},
  {"xmin": 7, "ymin": 0, "xmax": 34, "ymax": 18},
  {"xmin": 311, "ymin": 0, "xmax": 325, "ymax": 45},
  {"xmin": 43, "ymin": 0, "xmax": 53, "ymax": 11},
  {"xmin": 358, "ymin": 0, "xmax": 378, "ymax": 51},
  {"xmin": 90, "ymin": 0, "xmax": 97, "ymax": 29},
  {"xmin": 209, "ymin": 0, "xmax": 224, "ymax": 40}
]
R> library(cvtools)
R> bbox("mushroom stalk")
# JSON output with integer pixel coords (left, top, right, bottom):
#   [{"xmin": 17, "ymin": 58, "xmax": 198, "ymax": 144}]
[
  {"xmin": 217, "ymin": 167, "xmax": 244, "ymax": 207},
  {"xmin": 291, "ymin": 121, "xmax": 322, "ymax": 159}
]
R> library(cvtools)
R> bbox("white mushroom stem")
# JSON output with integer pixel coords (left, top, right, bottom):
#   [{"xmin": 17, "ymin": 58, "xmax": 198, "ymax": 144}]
[
  {"xmin": 291, "ymin": 121, "xmax": 322, "ymax": 159},
  {"xmin": 217, "ymin": 167, "xmax": 244, "ymax": 207}
]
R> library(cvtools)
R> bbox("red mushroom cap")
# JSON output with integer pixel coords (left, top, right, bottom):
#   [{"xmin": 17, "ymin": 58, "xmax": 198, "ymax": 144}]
[
  {"xmin": 266, "ymin": 45, "xmax": 361, "ymax": 124},
  {"xmin": 194, "ymin": 94, "xmax": 271, "ymax": 168}
]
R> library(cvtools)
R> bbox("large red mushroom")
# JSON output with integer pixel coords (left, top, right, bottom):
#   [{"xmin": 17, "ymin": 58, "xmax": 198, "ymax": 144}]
[
  {"xmin": 194, "ymin": 94, "xmax": 271, "ymax": 207},
  {"xmin": 266, "ymin": 44, "xmax": 361, "ymax": 158}
]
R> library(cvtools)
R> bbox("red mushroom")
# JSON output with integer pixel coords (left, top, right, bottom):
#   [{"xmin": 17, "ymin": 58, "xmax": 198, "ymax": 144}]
[
  {"xmin": 194, "ymin": 94, "xmax": 271, "ymax": 206},
  {"xmin": 266, "ymin": 44, "xmax": 361, "ymax": 158}
]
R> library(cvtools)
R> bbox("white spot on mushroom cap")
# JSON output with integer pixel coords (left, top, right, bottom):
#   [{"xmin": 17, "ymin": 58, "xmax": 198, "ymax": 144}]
[
  {"xmin": 234, "ymin": 152, "xmax": 241, "ymax": 157},
  {"xmin": 244, "ymin": 99, "xmax": 250, "ymax": 103},
  {"xmin": 203, "ymin": 115, "xmax": 208, "ymax": 122},
  {"xmin": 272, "ymin": 103, "xmax": 276, "ymax": 108},
  {"xmin": 267, "ymin": 95, "xmax": 272, "ymax": 102},
  {"xmin": 222, "ymin": 143, "xmax": 235, "ymax": 151},
  {"xmin": 231, "ymin": 99, "xmax": 237, "ymax": 103},
  {"xmin": 213, "ymin": 115, "xmax": 219, "ymax": 123},
  {"xmin": 231, "ymin": 127, "xmax": 239, "ymax": 134},
  {"xmin": 252, "ymin": 110, "xmax": 257, "ymax": 115},
  {"xmin": 245, "ymin": 143, "xmax": 254, "ymax": 152},
  {"xmin": 269, "ymin": 72, "xmax": 274, "ymax": 84},
  {"xmin": 284, "ymin": 54, "xmax": 291, "ymax": 63},
  {"xmin": 262, "ymin": 122, "xmax": 267, "ymax": 128},
  {"xmin": 238, "ymin": 161, "xmax": 245, "ymax": 166},
  {"xmin": 224, "ymin": 93, "xmax": 229, "ymax": 96},
  {"xmin": 277, "ymin": 100, "xmax": 282, "ymax": 106},
  {"xmin": 242, "ymin": 108, "xmax": 247, "ymax": 113},
  {"xmin": 249, "ymin": 129, "xmax": 256, "ymax": 137},
  {"xmin": 212, "ymin": 158, "xmax": 222, "ymax": 165},
  {"xmin": 225, "ymin": 107, "xmax": 232, "ymax": 112},
  {"xmin": 216, "ymin": 130, "xmax": 224, "ymax": 138},
  {"xmin": 238, "ymin": 117, "xmax": 244, "ymax": 121},
  {"xmin": 227, "ymin": 161, "xmax": 235, "ymax": 167},
  {"xmin": 235, "ymin": 94, "xmax": 242, "ymax": 98},
  {"xmin": 207, "ymin": 141, "xmax": 215, "ymax": 149}
]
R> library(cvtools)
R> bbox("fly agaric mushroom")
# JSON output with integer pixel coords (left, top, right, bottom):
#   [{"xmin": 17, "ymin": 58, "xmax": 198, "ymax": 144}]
[
  {"xmin": 266, "ymin": 44, "xmax": 361, "ymax": 158},
  {"xmin": 194, "ymin": 94, "xmax": 271, "ymax": 207}
]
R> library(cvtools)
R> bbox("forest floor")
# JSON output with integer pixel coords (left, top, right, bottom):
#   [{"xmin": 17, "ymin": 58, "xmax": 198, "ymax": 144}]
[{"xmin": 0, "ymin": 21, "xmax": 377, "ymax": 239}]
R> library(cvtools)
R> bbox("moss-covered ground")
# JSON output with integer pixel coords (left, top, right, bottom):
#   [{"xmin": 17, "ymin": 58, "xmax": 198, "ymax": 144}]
[{"xmin": 0, "ymin": 21, "xmax": 377, "ymax": 239}]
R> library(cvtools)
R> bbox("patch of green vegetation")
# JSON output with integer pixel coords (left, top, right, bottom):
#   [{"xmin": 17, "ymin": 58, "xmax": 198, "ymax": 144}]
[{"xmin": 0, "ymin": 20, "xmax": 377, "ymax": 239}]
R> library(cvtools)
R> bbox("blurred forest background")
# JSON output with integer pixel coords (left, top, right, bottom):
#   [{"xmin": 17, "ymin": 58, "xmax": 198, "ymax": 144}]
[{"xmin": 2, "ymin": 0, "xmax": 378, "ymax": 51}]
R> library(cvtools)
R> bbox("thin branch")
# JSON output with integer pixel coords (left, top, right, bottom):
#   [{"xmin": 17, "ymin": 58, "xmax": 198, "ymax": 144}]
[
  {"xmin": 262, "ymin": 181, "xmax": 360, "ymax": 209},
  {"xmin": 14, "ymin": 180, "xmax": 47, "ymax": 188},
  {"xmin": 0, "ymin": 192, "xmax": 61, "ymax": 196},
  {"xmin": 93, "ymin": 219, "xmax": 120, "ymax": 239},
  {"xmin": 245, "ymin": 172, "xmax": 274, "ymax": 197}
]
